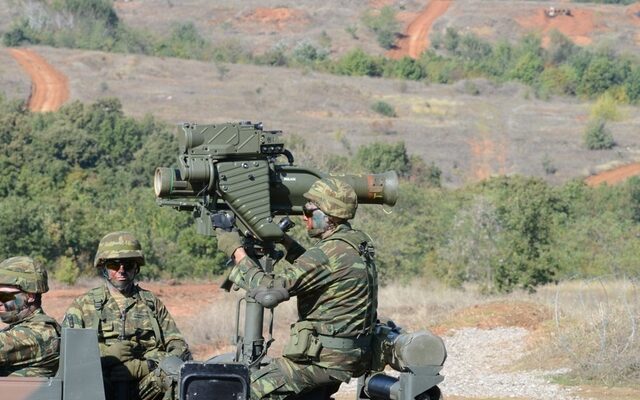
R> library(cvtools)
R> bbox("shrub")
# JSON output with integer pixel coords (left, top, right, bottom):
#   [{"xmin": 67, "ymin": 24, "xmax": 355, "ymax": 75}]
[
  {"xmin": 291, "ymin": 40, "xmax": 327, "ymax": 65},
  {"xmin": 390, "ymin": 57, "xmax": 425, "ymax": 80},
  {"xmin": 590, "ymin": 92, "xmax": 623, "ymax": 122},
  {"xmin": 584, "ymin": 118, "xmax": 615, "ymax": 150},
  {"xmin": 371, "ymin": 101, "xmax": 397, "ymax": 117},
  {"xmin": 510, "ymin": 51, "xmax": 544, "ymax": 85},
  {"xmin": 354, "ymin": 141, "xmax": 411, "ymax": 177},
  {"xmin": 333, "ymin": 49, "xmax": 383, "ymax": 77},
  {"xmin": 539, "ymin": 65, "xmax": 579, "ymax": 96},
  {"xmin": 361, "ymin": 6, "xmax": 400, "ymax": 50},
  {"xmin": 54, "ymin": 256, "xmax": 80, "ymax": 285},
  {"xmin": 580, "ymin": 56, "xmax": 624, "ymax": 97}
]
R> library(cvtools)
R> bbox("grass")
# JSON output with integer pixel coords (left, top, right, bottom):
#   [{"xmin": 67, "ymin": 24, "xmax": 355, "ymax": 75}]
[{"xmin": 528, "ymin": 279, "xmax": 640, "ymax": 386}]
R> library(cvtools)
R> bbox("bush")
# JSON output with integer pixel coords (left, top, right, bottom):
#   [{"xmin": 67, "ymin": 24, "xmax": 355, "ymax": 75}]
[
  {"xmin": 371, "ymin": 101, "xmax": 397, "ymax": 117},
  {"xmin": 546, "ymin": 279, "xmax": 640, "ymax": 386},
  {"xmin": 361, "ymin": 6, "xmax": 400, "ymax": 50},
  {"xmin": 291, "ymin": 40, "xmax": 328, "ymax": 65},
  {"xmin": 590, "ymin": 92, "xmax": 623, "ymax": 121},
  {"xmin": 334, "ymin": 49, "xmax": 383, "ymax": 77},
  {"xmin": 54, "ymin": 256, "xmax": 80, "ymax": 285},
  {"xmin": 354, "ymin": 141, "xmax": 411, "ymax": 177},
  {"xmin": 584, "ymin": 118, "xmax": 615, "ymax": 150},
  {"xmin": 580, "ymin": 56, "xmax": 624, "ymax": 97},
  {"xmin": 390, "ymin": 57, "xmax": 425, "ymax": 80}
]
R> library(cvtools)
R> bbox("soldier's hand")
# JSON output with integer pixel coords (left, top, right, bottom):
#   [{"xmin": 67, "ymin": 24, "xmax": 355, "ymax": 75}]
[
  {"xmin": 103, "ymin": 340, "xmax": 136, "ymax": 362},
  {"xmin": 127, "ymin": 359, "xmax": 150, "ymax": 379},
  {"xmin": 215, "ymin": 228, "xmax": 243, "ymax": 257}
]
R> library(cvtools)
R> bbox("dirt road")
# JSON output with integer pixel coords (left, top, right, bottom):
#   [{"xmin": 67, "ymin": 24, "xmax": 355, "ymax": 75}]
[
  {"xmin": 8, "ymin": 48, "xmax": 69, "ymax": 112},
  {"xmin": 585, "ymin": 162, "xmax": 640, "ymax": 186},
  {"xmin": 388, "ymin": 0, "xmax": 452, "ymax": 59}
]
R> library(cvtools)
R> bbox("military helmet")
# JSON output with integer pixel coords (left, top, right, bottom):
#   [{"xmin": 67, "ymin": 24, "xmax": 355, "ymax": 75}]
[
  {"xmin": 303, "ymin": 177, "xmax": 358, "ymax": 219},
  {"xmin": 94, "ymin": 231, "xmax": 145, "ymax": 267},
  {"xmin": 0, "ymin": 256, "xmax": 49, "ymax": 294}
]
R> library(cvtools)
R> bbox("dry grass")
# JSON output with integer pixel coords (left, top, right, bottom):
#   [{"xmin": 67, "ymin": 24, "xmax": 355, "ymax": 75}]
[
  {"xmin": 182, "ymin": 280, "xmax": 491, "ymax": 360},
  {"xmin": 527, "ymin": 279, "xmax": 640, "ymax": 386}
]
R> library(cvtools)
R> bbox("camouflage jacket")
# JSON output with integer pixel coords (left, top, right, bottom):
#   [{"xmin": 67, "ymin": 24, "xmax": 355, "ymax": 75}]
[
  {"xmin": 62, "ymin": 284, "xmax": 191, "ymax": 364},
  {"xmin": 229, "ymin": 223, "xmax": 378, "ymax": 373},
  {"xmin": 0, "ymin": 308, "xmax": 60, "ymax": 377}
]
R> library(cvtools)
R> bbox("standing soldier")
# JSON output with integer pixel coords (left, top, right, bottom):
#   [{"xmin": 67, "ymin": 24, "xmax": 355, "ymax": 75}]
[
  {"xmin": 0, "ymin": 256, "xmax": 60, "ymax": 377},
  {"xmin": 62, "ymin": 231, "xmax": 191, "ymax": 400},
  {"xmin": 216, "ymin": 178, "xmax": 378, "ymax": 399}
]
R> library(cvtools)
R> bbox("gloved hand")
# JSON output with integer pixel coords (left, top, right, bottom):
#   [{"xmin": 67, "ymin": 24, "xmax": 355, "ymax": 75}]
[
  {"xmin": 110, "ymin": 359, "xmax": 150, "ymax": 382},
  {"xmin": 215, "ymin": 228, "xmax": 243, "ymax": 257},
  {"xmin": 101, "ymin": 341, "xmax": 136, "ymax": 368}
]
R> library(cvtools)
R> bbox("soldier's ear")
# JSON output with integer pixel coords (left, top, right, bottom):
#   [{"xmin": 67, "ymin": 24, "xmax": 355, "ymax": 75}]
[{"xmin": 25, "ymin": 293, "xmax": 37, "ymax": 305}]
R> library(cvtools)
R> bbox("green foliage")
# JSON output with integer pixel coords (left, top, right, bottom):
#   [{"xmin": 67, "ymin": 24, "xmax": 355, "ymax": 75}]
[
  {"xmin": 628, "ymin": 177, "xmax": 640, "ymax": 223},
  {"xmin": 590, "ymin": 92, "xmax": 623, "ymax": 121},
  {"xmin": 371, "ymin": 101, "xmax": 397, "ymax": 117},
  {"xmin": 509, "ymin": 51, "xmax": 544, "ymax": 85},
  {"xmin": 333, "ymin": 49, "xmax": 383, "ymax": 77},
  {"xmin": 389, "ymin": 57, "xmax": 425, "ymax": 80},
  {"xmin": 2, "ymin": 96, "xmax": 640, "ymax": 289},
  {"xmin": 54, "ymin": 256, "xmax": 80, "ymax": 285},
  {"xmin": 0, "ymin": 97, "xmax": 227, "ymax": 280},
  {"xmin": 354, "ymin": 141, "xmax": 411, "ymax": 177},
  {"xmin": 361, "ymin": 6, "xmax": 400, "ymax": 50},
  {"xmin": 154, "ymin": 22, "xmax": 208, "ymax": 59},
  {"xmin": 584, "ymin": 118, "xmax": 615, "ymax": 150},
  {"xmin": 291, "ymin": 40, "xmax": 328, "ymax": 65}
]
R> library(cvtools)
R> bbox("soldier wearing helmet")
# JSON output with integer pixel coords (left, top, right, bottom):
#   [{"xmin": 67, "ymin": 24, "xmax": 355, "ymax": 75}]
[
  {"xmin": 216, "ymin": 177, "xmax": 377, "ymax": 399},
  {"xmin": 0, "ymin": 256, "xmax": 60, "ymax": 377},
  {"xmin": 62, "ymin": 231, "xmax": 191, "ymax": 400}
]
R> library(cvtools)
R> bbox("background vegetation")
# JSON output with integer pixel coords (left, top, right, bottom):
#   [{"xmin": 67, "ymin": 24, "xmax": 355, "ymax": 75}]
[
  {"xmin": 4, "ymin": 1, "xmax": 640, "ymax": 105},
  {"xmin": 1, "ymin": 96, "xmax": 638, "ymax": 293}
]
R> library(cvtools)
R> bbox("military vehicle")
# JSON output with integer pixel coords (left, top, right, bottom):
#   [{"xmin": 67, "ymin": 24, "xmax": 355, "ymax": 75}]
[{"xmin": 1, "ymin": 121, "xmax": 446, "ymax": 400}]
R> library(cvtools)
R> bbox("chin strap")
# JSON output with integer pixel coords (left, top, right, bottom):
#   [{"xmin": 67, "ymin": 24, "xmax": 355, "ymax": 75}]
[{"xmin": 101, "ymin": 266, "xmax": 137, "ymax": 295}]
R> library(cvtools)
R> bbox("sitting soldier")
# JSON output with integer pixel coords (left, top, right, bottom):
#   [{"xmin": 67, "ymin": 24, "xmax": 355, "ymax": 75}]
[
  {"xmin": 62, "ymin": 231, "xmax": 191, "ymax": 400},
  {"xmin": 0, "ymin": 256, "xmax": 60, "ymax": 377}
]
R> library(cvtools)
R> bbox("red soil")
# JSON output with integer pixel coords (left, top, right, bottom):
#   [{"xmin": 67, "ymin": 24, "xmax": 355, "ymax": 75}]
[
  {"xmin": 585, "ymin": 163, "xmax": 640, "ymax": 186},
  {"xmin": 515, "ymin": 7, "xmax": 604, "ymax": 47},
  {"xmin": 8, "ymin": 48, "xmax": 69, "ymax": 112},
  {"xmin": 241, "ymin": 8, "xmax": 309, "ymax": 31},
  {"xmin": 388, "ymin": 0, "xmax": 452, "ymax": 59}
]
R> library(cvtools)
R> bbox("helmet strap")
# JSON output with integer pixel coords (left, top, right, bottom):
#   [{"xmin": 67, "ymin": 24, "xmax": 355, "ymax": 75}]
[{"xmin": 101, "ymin": 265, "xmax": 137, "ymax": 296}]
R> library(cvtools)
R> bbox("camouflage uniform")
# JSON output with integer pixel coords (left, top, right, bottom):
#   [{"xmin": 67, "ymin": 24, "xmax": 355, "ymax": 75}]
[
  {"xmin": 0, "ymin": 256, "xmax": 60, "ymax": 377},
  {"xmin": 62, "ymin": 232, "xmax": 191, "ymax": 400},
  {"xmin": 227, "ymin": 178, "xmax": 378, "ymax": 400}
]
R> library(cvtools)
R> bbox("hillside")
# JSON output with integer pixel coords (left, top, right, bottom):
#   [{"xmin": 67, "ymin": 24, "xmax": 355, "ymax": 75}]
[{"xmin": 2, "ymin": 1, "xmax": 640, "ymax": 186}]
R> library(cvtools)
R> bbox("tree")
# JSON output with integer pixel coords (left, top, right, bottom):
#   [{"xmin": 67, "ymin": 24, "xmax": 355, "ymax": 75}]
[
  {"xmin": 361, "ymin": 6, "xmax": 400, "ymax": 50},
  {"xmin": 584, "ymin": 118, "xmax": 615, "ymax": 150},
  {"xmin": 354, "ymin": 141, "xmax": 412, "ymax": 177},
  {"xmin": 333, "ymin": 49, "xmax": 383, "ymax": 77}
]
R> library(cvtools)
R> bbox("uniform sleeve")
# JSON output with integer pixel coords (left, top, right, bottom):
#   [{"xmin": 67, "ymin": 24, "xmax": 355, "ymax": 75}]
[
  {"xmin": 61, "ymin": 298, "xmax": 88, "ymax": 329},
  {"xmin": 151, "ymin": 297, "xmax": 191, "ymax": 361},
  {"xmin": 228, "ymin": 247, "xmax": 331, "ymax": 297},
  {"xmin": 0, "ymin": 327, "xmax": 45, "ymax": 367}
]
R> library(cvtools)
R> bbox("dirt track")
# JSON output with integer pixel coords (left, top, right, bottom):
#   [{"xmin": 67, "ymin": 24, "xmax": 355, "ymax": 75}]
[
  {"xmin": 585, "ymin": 162, "xmax": 640, "ymax": 186},
  {"xmin": 388, "ymin": 0, "xmax": 452, "ymax": 59},
  {"xmin": 8, "ymin": 48, "xmax": 69, "ymax": 112}
]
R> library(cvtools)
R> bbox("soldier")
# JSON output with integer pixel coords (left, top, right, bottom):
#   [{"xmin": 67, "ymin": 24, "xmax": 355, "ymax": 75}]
[
  {"xmin": 216, "ymin": 178, "xmax": 378, "ymax": 399},
  {"xmin": 0, "ymin": 256, "xmax": 60, "ymax": 377},
  {"xmin": 62, "ymin": 231, "xmax": 191, "ymax": 400}
]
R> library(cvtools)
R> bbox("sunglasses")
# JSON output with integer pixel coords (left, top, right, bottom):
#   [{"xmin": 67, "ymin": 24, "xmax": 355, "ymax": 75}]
[
  {"xmin": 302, "ymin": 202, "xmax": 319, "ymax": 217},
  {"xmin": 0, "ymin": 292, "xmax": 17, "ymax": 303},
  {"xmin": 104, "ymin": 260, "xmax": 138, "ymax": 272}
]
